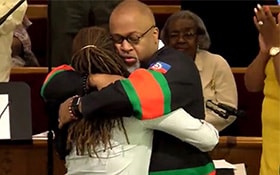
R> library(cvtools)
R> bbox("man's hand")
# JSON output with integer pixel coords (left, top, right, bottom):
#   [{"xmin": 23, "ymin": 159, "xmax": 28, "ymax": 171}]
[
  {"xmin": 58, "ymin": 97, "xmax": 77, "ymax": 129},
  {"xmin": 88, "ymin": 74, "xmax": 125, "ymax": 90}
]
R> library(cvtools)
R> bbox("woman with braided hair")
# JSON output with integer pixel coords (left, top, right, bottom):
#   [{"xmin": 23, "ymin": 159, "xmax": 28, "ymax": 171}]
[
  {"xmin": 68, "ymin": 26, "xmax": 131, "ymax": 158},
  {"xmin": 41, "ymin": 26, "xmax": 218, "ymax": 175}
]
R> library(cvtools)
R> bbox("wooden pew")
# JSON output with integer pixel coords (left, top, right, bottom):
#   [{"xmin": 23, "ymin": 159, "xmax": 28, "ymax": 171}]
[
  {"xmin": 210, "ymin": 136, "xmax": 262, "ymax": 175},
  {"xmin": 230, "ymin": 68, "xmax": 263, "ymax": 136},
  {"xmin": 26, "ymin": 4, "xmax": 181, "ymax": 19},
  {"xmin": 0, "ymin": 136, "xmax": 262, "ymax": 175},
  {"xmin": 0, "ymin": 139, "xmax": 66, "ymax": 175},
  {"xmin": 10, "ymin": 67, "xmax": 263, "ymax": 137}
]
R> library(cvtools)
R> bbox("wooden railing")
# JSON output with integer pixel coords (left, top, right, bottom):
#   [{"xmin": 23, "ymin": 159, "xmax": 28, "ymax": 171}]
[
  {"xmin": 0, "ymin": 136, "xmax": 262, "ymax": 175},
  {"xmin": 26, "ymin": 4, "xmax": 181, "ymax": 20},
  {"xmin": 269, "ymin": 5, "xmax": 280, "ymax": 14},
  {"xmin": 210, "ymin": 136, "xmax": 262, "ymax": 175}
]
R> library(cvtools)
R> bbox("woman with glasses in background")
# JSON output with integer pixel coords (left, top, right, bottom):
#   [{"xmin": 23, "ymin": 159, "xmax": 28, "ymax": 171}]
[{"xmin": 161, "ymin": 10, "xmax": 238, "ymax": 133}]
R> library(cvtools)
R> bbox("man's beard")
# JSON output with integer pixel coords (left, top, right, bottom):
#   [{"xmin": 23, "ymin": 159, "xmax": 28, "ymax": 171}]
[{"xmin": 127, "ymin": 60, "xmax": 140, "ymax": 73}]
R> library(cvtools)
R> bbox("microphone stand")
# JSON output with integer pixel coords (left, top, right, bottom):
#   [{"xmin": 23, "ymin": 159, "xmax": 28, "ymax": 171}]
[
  {"xmin": 206, "ymin": 100, "xmax": 245, "ymax": 119},
  {"xmin": 0, "ymin": 0, "xmax": 26, "ymax": 25},
  {"xmin": 47, "ymin": 0, "xmax": 53, "ymax": 175}
]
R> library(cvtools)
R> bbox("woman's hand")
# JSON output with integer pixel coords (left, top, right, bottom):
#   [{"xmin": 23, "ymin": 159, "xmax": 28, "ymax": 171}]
[
  {"xmin": 58, "ymin": 97, "xmax": 78, "ymax": 129},
  {"xmin": 254, "ymin": 4, "xmax": 280, "ymax": 49}
]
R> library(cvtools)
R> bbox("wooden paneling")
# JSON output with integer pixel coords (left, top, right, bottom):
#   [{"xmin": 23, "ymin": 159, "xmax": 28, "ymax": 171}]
[
  {"xmin": 26, "ymin": 4, "xmax": 180, "ymax": 19},
  {"xmin": 0, "ymin": 136, "xmax": 262, "ymax": 175},
  {"xmin": 26, "ymin": 4, "xmax": 47, "ymax": 19},
  {"xmin": 0, "ymin": 140, "xmax": 66, "ymax": 175},
  {"xmin": 210, "ymin": 136, "xmax": 262, "ymax": 175},
  {"xmin": 268, "ymin": 5, "xmax": 280, "ymax": 14}
]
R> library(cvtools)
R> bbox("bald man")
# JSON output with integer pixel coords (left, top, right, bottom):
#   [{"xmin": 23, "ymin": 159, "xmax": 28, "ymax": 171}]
[{"xmin": 58, "ymin": 1, "xmax": 216, "ymax": 175}]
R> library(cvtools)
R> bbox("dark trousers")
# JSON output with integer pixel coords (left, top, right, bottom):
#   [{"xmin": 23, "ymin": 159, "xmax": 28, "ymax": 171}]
[{"xmin": 49, "ymin": 0, "xmax": 121, "ymax": 66}]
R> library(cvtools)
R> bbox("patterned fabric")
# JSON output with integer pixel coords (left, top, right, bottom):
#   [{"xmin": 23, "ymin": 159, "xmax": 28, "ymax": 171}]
[
  {"xmin": 40, "ymin": 64, "xmax": 90, "ymax": 105},
  {"xmin": 40, "ymin": 64, "xmax": 74, "ymax": 98},
  {"xmin": 149, "ymin": 162, "xmax": 216, "ymax": 175},
  {"xmin": 12, "ymin": 16, "xmax": 39, "ymax": 67},
  {"xmin": 120, "ymin": 69, "xmax": 171, "ymax": 120}
]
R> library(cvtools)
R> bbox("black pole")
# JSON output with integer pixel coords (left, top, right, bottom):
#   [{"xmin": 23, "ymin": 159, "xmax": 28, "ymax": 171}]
[{"xmin": 47, "ymin": 0, "xmax": 53, "ymax": 175}]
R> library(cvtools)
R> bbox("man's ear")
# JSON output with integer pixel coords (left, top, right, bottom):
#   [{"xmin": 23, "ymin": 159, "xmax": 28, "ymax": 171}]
[
  {"xmin": 153, "ymin": 27, "xmax": 159, "ymax": 41},
  {"xmin": 153, "ymin": 27, "xmax": 159, "ymax": 45}
]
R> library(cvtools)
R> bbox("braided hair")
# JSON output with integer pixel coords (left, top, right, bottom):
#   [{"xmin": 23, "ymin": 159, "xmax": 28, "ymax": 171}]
[{"xmin": 67, "ymin": 26, "xmax": 130, "ymax": 157}]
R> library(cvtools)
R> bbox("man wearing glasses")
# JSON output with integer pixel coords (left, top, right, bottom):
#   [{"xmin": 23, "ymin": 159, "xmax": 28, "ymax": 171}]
[{"xmin": 58, "ymin": 1, "xmax": 216, "ymax": 174}]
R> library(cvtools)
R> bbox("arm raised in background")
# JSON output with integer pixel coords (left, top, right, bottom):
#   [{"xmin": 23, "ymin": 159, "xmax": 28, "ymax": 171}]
[
  {"xmin": 245, "ymin": 5, "xmax": 280, "ymax": 91},
  {"xmin": 244, "ymin": 34, "xmax": 270, "ymax": 92},
  {"xmin": 0, "ymin": 0, "xmax": 27, "ymax": 35}
]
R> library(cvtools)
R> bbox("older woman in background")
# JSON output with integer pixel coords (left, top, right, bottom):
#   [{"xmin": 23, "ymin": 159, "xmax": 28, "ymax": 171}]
[{"xmin": 161, "ymin": 10, "xmax": 238, "ymax": 132}]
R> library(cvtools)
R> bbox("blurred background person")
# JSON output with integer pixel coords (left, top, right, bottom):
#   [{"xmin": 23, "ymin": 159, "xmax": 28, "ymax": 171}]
[
  {"xmin": 161, "ymin": 10, "xmax": 238, "ymax": 132},
  {"xmin": 244, "ymin": 4, "xmax": 280, "ymax": 175},
  {"xmin": 11, "ymin": 15, "xmax": 39, "ymax": 67},
  {"xmin": 0, "ymin": 0, "xmax": 27, "ymax": 82},
  {"xmin": 49, "ymin": 0, "xmax": 122, "ymax": 66}
]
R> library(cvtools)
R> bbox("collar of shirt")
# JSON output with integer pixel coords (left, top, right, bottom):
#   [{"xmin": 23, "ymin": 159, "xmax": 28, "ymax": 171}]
[
  {"xmin": 194, "ymin": 49, "xmax": 203, "ymax": 72},
  {"xmin": 158, "ymin": 40, "xmax": 164, "ymax": 50}
]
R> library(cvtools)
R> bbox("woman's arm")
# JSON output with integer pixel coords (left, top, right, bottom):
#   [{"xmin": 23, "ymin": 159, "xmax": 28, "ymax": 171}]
[
  {"xmin": 244, "ymin": 50, "xmax": 270, "ymax": 92},
  {"xmin": 272, "ymin": 51, "xmax": 280, "ymax": 85},
  {"xmin": 246, "ymin": 5, "xmax": 280, "ymax": 89},
  {"xmin": 142, "ymin": 108, "xmax": 219, "ymax": 152}
]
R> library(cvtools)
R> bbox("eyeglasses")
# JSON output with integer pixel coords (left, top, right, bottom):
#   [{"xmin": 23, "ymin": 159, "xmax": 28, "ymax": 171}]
[
  {"xmin": 169, "ymin": 31, "xmax": 197, "ymax": 41},
  {"xmin": 111, "ymin": 25, "xmax": 155, "ymax": 45}
]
